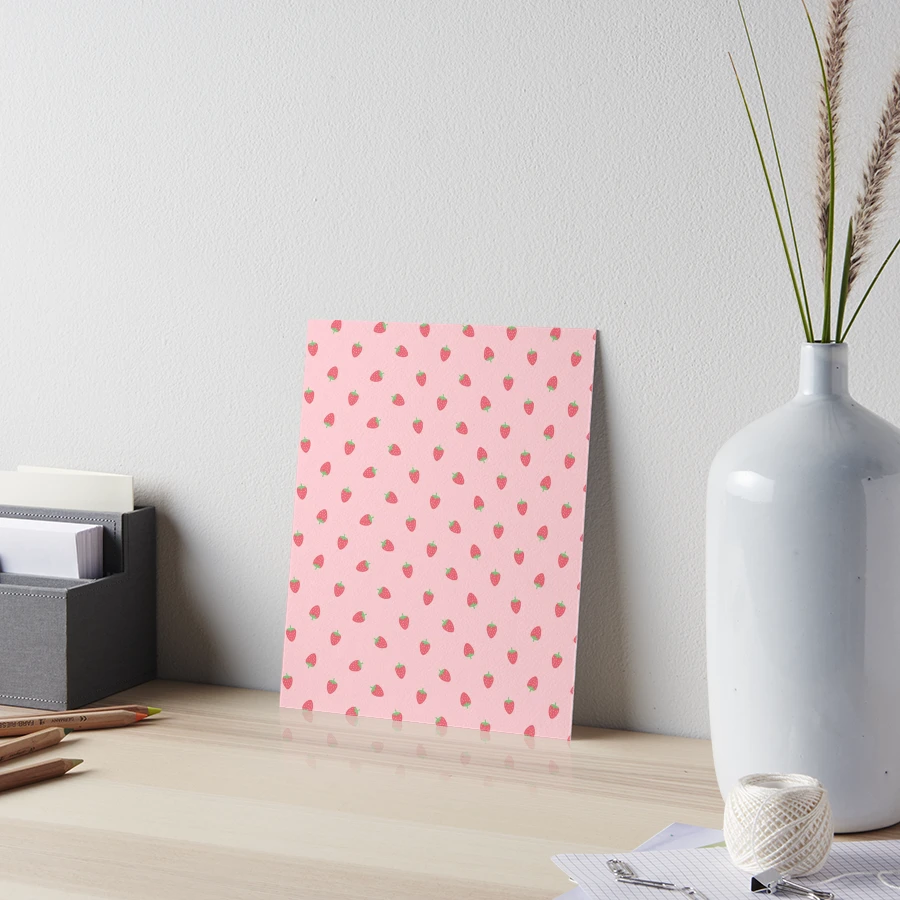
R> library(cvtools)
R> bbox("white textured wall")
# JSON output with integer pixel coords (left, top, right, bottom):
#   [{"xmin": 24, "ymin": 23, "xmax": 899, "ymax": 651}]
[{"xmin": 2, "ymin": 0, "xmax": 899, "ymax": 738}]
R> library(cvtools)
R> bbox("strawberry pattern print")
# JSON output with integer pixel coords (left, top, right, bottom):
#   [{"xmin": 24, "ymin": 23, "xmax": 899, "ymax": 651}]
[{"xmin": 281, "ymin": 321, "xmax": 596, "ymax": 738}]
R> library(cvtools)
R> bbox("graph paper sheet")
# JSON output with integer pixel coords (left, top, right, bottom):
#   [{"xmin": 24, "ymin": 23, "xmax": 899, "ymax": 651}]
[{"xmin": 554, "ymin": 841, "xmax": 900, "ymax": 900}]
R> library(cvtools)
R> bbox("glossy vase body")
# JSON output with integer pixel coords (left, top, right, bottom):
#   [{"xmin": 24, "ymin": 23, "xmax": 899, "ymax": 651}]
[{"xmin": 707, "ymin": 344, "xmax": 900, "ymax": 833}]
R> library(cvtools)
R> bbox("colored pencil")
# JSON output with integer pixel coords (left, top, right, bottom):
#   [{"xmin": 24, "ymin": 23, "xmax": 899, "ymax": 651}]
[
  {"xmin": 0, "ymin": 757, "xmax": 82, "ymax": 793},
  {"xmin": 79, "ymin": 705, "xmax": 161, "ymax": 717},
  {"xmin": 0, "ymin": 710, "xmax": 146, "ymax": 738},
  {"xmin": 0, "ymin": 727, "xmax": 72, "ymax": 765}
]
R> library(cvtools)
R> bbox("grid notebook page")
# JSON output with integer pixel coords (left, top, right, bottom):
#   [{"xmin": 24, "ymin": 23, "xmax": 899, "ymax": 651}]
[{"xmin": 553, "ymin": 841, "xmax": 900, "ymax": 900}]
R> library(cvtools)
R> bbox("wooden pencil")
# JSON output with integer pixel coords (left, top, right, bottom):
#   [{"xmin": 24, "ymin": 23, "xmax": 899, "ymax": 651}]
[
  {"xmin": 0, "ymin": 727, "xmax": 71, "ymax": 765},
  {"xmin": 78, "ymin": 705, "xmax": 161, "ymax": 717},
  {"xmin": 0, "ymin": 757, "xmax": 82, "ymax": 793},
  {"xmin": 0, "ymin": 710, "xmax": 146, "ymax": 738}
]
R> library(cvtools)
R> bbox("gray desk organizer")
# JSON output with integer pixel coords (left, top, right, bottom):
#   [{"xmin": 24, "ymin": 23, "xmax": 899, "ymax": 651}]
[{"xmin": 0, "ymin": 505, "xmax": 156, "ymax": 710}]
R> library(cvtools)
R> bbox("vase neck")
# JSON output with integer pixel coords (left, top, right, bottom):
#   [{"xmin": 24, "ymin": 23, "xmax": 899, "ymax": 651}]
[{"xmin": 797, "ymin": 343, "xmax": 849, "ymax": 397}]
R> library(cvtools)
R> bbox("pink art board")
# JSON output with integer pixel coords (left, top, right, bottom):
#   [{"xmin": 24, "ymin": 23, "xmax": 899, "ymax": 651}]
[{"xmin": 281, "ymin": 320, "xmax": 596, "ymax": 739}]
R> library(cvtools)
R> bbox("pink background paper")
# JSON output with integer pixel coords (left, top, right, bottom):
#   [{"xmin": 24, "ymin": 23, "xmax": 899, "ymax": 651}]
[{"xmin": 280, "ymin": 321, "xmax": 595, "ymax": 738}]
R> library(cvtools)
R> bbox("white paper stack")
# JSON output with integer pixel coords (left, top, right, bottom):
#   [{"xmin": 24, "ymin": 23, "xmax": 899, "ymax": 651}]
[
  {"xmin": 0, "ymin": 517, "xmax": 104, "ymax": 579},
  {"xmin": 0, "ymin": 465, "xmax": 133, "ymax": 513}
]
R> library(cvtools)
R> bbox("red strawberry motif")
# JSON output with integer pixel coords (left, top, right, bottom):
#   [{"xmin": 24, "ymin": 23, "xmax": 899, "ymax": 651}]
[
  {"xmin": 484, "ymin": 346, "xmax": 494, "ymax": 362},
  {"xmin": 507, "ymin": 648, "xmax": 518, "ymax": 664},
  {"xmin": 568, "ymin": 401, "xmax": 579, "ymax": 417},
  {"xmin": 506, "ymin": 326, "xmax": 517, "ymax": 341},
  {"xmin": 304, "ymin": 388, "xmax": 314, "ymax": 404},
  {"xmin": 374, "ymin": 321, "xmax": 387, "ymax": 333},
  {"xmin": 558, "ymin": 552, "xmax": 569, "ymax": 568},
  {"xmin": 313, "ymin": 554, "xmax": 324, "ymax": 569},
  {"xmin": 527, "ymin": 675, "xmax": 538, "ymax": 692},
  {"xmin": 497, "ymin": 474, "xmax": 508, "ymax": 490},
  {"xmin": 537, "ymin": 525, "xmax": 548, "ymax": 541},
  {"xmin": 449, "ymin": 520, "xmax": 461, "ymax": 534},
  {"xmin": 308, "ymin": 340, "xmax": 318, "ymax": 356},
  {"xmin": 412, "ymin": 418, "xmax": 423, "ymax": 434},
  {"xmin": 398, "ymin": 613, "xmax": 409, "ymax": 630},
  {"xmin": 524, "ymin": 399, "xmax": 534, "ymax": 415},
  {"xmin": 546, "ymin": 375, "xmax": 557, "ymax": 392},
  {"xmin": 309, "ymin": 605, "xmax": 320, "ymax": 619},
  {"xmin": 416, "ymin": 688, "xmax": 427, "ymax": 704},
  {"xmin": 503, "ymin": 374, "xmax": 513, "ymax": 391},
  {"xmin": 352, "ymin": 610, "xmax": 366, "ymax": 623},
  {"xmin": 483, "ymin": 672, "xmax": 494, "ymax": 689},
  {"xmin": 300, "ymin": 437, "xmax": 311, "ymax": 453},
  {"xmin": 520, "ymin": 450, "xmax": 531, "ymax": 467},
  {"xmin": 565, "ymin": 452, "xmax": 575, "ymax": 469},
  {"xmin": 367, "ymin": 417, "xmax": 380, "ymax": 429},
  {"xmin": 440, "ymin": 346, "xmax": 451, "ymax": 362},
  {"xmin": 286, "ymin": 626, "xmax": 296, "ymax": 641},
  {"xmin": 514, "ymin": 548, "xmax": 524, "ymax": 565},
  {"xmin": 371, "ymin": 684, "xmax": 384, "ymax": 697},
  {"xmin": 438, "ymin": 668, "xmax": 451, "ymax": 682},
  {"xmin": 374, "ymin": 635, "xmax": 387, "ymax": 649},
  {"xmin": 572, "ymin": 350, "xmax": 582, "ymax": 366},
  {"xmin": 334, "ymin": 582, "xmax": 344, "ymax": 597},
  {"xmin": 442, "ymin": 619, "xmax": 454, "ymax": 633},
  {"xmin": 289, "ymin": 578, "xmax": 300, "ymax": 593},
  {"xmin": 402, "ymin": 562, "xmax": 413, "ymax": 578},
  {"xmin": 326, "ymin": 366, "xmax": 338, "ymax": 382},
  {"xmin": 480, "ymin": 720, "xmax": 490, "ymax": 733},
  {"xmin": 456, "ymin": 421, "xmax": 468, "ymax": 435},
  {"xmin": 395, "ymin": 345, "xmax": 408, "ymax": 357},
  {"xmin": 493, "ymin": 522, "xmax": 504, "ymax": 539},
  {"xmin": 316, "ymin": 509, "xmax": 327, "ymax": 524},
  {"xmin": 387, "ymin": 443, "xmax": 401, "ymax": 456},
  {"xmin": 320, "ymin": 461, "xmax": 331, "ymax": 477},
  {"xmin": 470, "ymin": 544, "xmax": 481, "ymax": 560},
  {"xmin": 282, "ymin": 674, "xmax": 293, "ymax": 689},
  {"xmin": 487, "ymin": 621, "xmax": 498, "ymax": 638},
  {"xmin": 561, "ymin": 502, "xmax": 573, "ymax": 519},
  {"xmin": 384, "ymin": 491, "xmax": 398, "ymax": 504},
  {"xmin": 392, "ymin": 710, "xmax": 403, "ymax": 723},
  {"xmin": 419, "ymin": 323, "xmax": 430, "ymax": 337},
  {"xmin": 327, "ymin": 678, "xmax": 338, "ymax": 693},
  {"xmin": 296, "ymin": 484, "xmax": 307, "ymax": 500},
  {"xmin": 435, "ymin": 715, "xmax": 447, "ymax": 727},
  {"xmin": 351, "ymin": 342, "xmax": 362, "ymax": 357},
  {"xmin": 302, "ymin": 699, "xmax": 314, "ymax": 711},
  {"xmin": 360, "ymin": 514, "xmax": 374, "ymax": 526},
  {"xmin": 405, "ymin": 516, "xmax": 416, "ymax": 532},
  {"xmin": 293, "ymin": 531, "xmax": 304, "ymax": 546},
  {"xmin": 445, "ymin": 567, "xmax": 458, "ymax": 580},
  {"xmin": 409, "ymin": 468, "xmax": 420, "ymax": 483},
  {"xmin": 349, "ymin": 659, "xmax": 362, "ymax": 671},
  {"xmin": 306, "ymin": 653, "xmax": 317, "ymax": 668},
  {"xmin": 504, "ymin": 698, "xmax": 515, "ymax": 714},
  {"xmin": 420, "ymin": 639, "xmax": 430, "ymax": 655},
  {"xmin": 370, "ymin": 370, "xmax": 383, "ymax": 382},
  {"xmin": 416, "ymin": 370, "xmax": 426, "ymax": 386},
  {"xmin": 517, "ymin": 499, "xmax": 528, "ymax": 516},
  {"xmin": 459, "ymin": 374, "xmax": 471, "ymax": 388},
  {"xmin": 434, "ymin": 445, "xmax": 444, "ymax": 461},
  {"xmin": 531, "ymin": 626, "xmax": 542, "ymax": 641},
  {"xmin": 460, "ymin": 692, "xmax": 472, "ymax": 708},
  {"xmin": 423, "ymin": 589, "xmax": 434, "ymax": 605},
  {"xmin": 337, "ymin": 535, "xmax": 348, "ymax": 550},
  {"xmin": 330, "ymin": 320, "xmax": 342, "ymax": 333},
  {"xmin": 356, "ymin": 560, "xmax": 370, "ymax": 572},
  {"xmin": 477, "ymin": 447, "xmax": 488, "ymax": 462},
  {"xmin": 323, "ymin": 413, "xmax": 335, "ymax": 429},
  {"xmin": 555, "ymin": 601, "xmax": 566, "ymax": 617},
  {"xmin": 451, "ymin": 471, "xmax": 465, "ymax": 485},
  {"xmin": 344, "ymin": 439, "xmax": 355, "ymax": 455},
  {"xmin": 395, "ymin": 663, "xmax": 406, "ymax": 679},
  {"xmin": 462, "ymin": 324, "xmax": 475, "ymax": 337},
  {"xmin": 391, "ymin": 393, "xmax": 405, "ymax": 406},
  {"xmin": 510, "ymin": 597, "xmax": 521, "ymax": 614},
  {"xmin": 381, "ymin": 539, "xmax": 394, "ymax": 552},
  {"xmin": 467, "ymin": 592, "xmax": 478, "ymax": 608},
  {"xmin": 549, "ymin": 703, "xmax": 560, "ymax": 719},
  {"xmin": 552, "ymin": 652, "xmax": 563, "ymax": 668},
  {"xmin": 500, "ymin": 423, "xmax": 510, "ymax": 439},
  {"xmin": 378, "ymin": 586, "xmax": 391, "ymax": 599},
  {"xmin": 426, "ymin": 542, "xmax": 437, "ymax": 558},
  {"xmin": 539, "ymin": 475, "xmax": 551, "ymax": 492},
  {"xmin": 474, "ymin": 495, "xmax": 484, "ymax": 511},
  {"xmin": 362, "ymin": 467, "xmax": 376, "ymax": 480},
  {"xmin": 534, "ymin": 573, "xmax": 545, "ymax": 589},
  {"xmin": 331, "ymin": 630, "xmax": 342, "ymax": 645},
  {"xmin": 543, "ymin": 424, "xmax": 555, "ymax": 441},
  {"xmin": 480, "ymin": 396, "xmax": 491, "ymax": 412},
  {"xmin": 524, "ymin": 724, "xmax": 535, "ymax": 737},
  {"xmin": 527, "ymin": 349, "xmax": 537, "ymax": 366},
  {"xmin": 348, "ymin": 390, "xmax": 359, "ymax": 405},
  {"xmin": 489, "ymin": 569, "xmax": 501, "ymax": 586}
]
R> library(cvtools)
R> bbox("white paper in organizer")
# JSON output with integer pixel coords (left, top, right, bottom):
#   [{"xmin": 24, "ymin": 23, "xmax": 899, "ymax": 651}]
[{"xmin": 0, "ymin": 517, "xmax": 103, "ymax": 579}]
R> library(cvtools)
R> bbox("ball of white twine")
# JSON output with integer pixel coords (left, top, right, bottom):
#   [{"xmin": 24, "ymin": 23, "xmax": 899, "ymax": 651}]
[{"xmin": 724, "ymin": 773, "xmax": 834, "ymax": 876}]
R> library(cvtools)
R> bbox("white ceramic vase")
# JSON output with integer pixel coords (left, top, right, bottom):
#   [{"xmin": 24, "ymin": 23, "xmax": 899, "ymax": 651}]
[{"xmin": 707, "ymin": 343, "xmax": 900, "ymax": 833}]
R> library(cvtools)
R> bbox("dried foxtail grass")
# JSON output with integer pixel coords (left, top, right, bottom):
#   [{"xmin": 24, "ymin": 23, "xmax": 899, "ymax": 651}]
[
  {"xmin": 849, "ymin": 68, "xmax": 900, "ymax": 290},
  {"xmin": 815, "ymin": 0, "xmax": 853, "ymax": 262}
]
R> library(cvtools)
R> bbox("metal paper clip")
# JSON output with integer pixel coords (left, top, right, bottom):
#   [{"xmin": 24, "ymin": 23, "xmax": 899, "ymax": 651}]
[
  {"xmin": 751, "ymin": 868, "xmax": 835, "ymax": 900},
  {"xmin": 606, "ymin": 858, "xmax": 707, "ymax": 900}
]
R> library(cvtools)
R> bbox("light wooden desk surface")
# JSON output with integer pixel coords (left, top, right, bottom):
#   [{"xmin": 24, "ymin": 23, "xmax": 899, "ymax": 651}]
[{"xmin": 0, "ymin": 681, "xmax": 896, "ymax": 899}]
